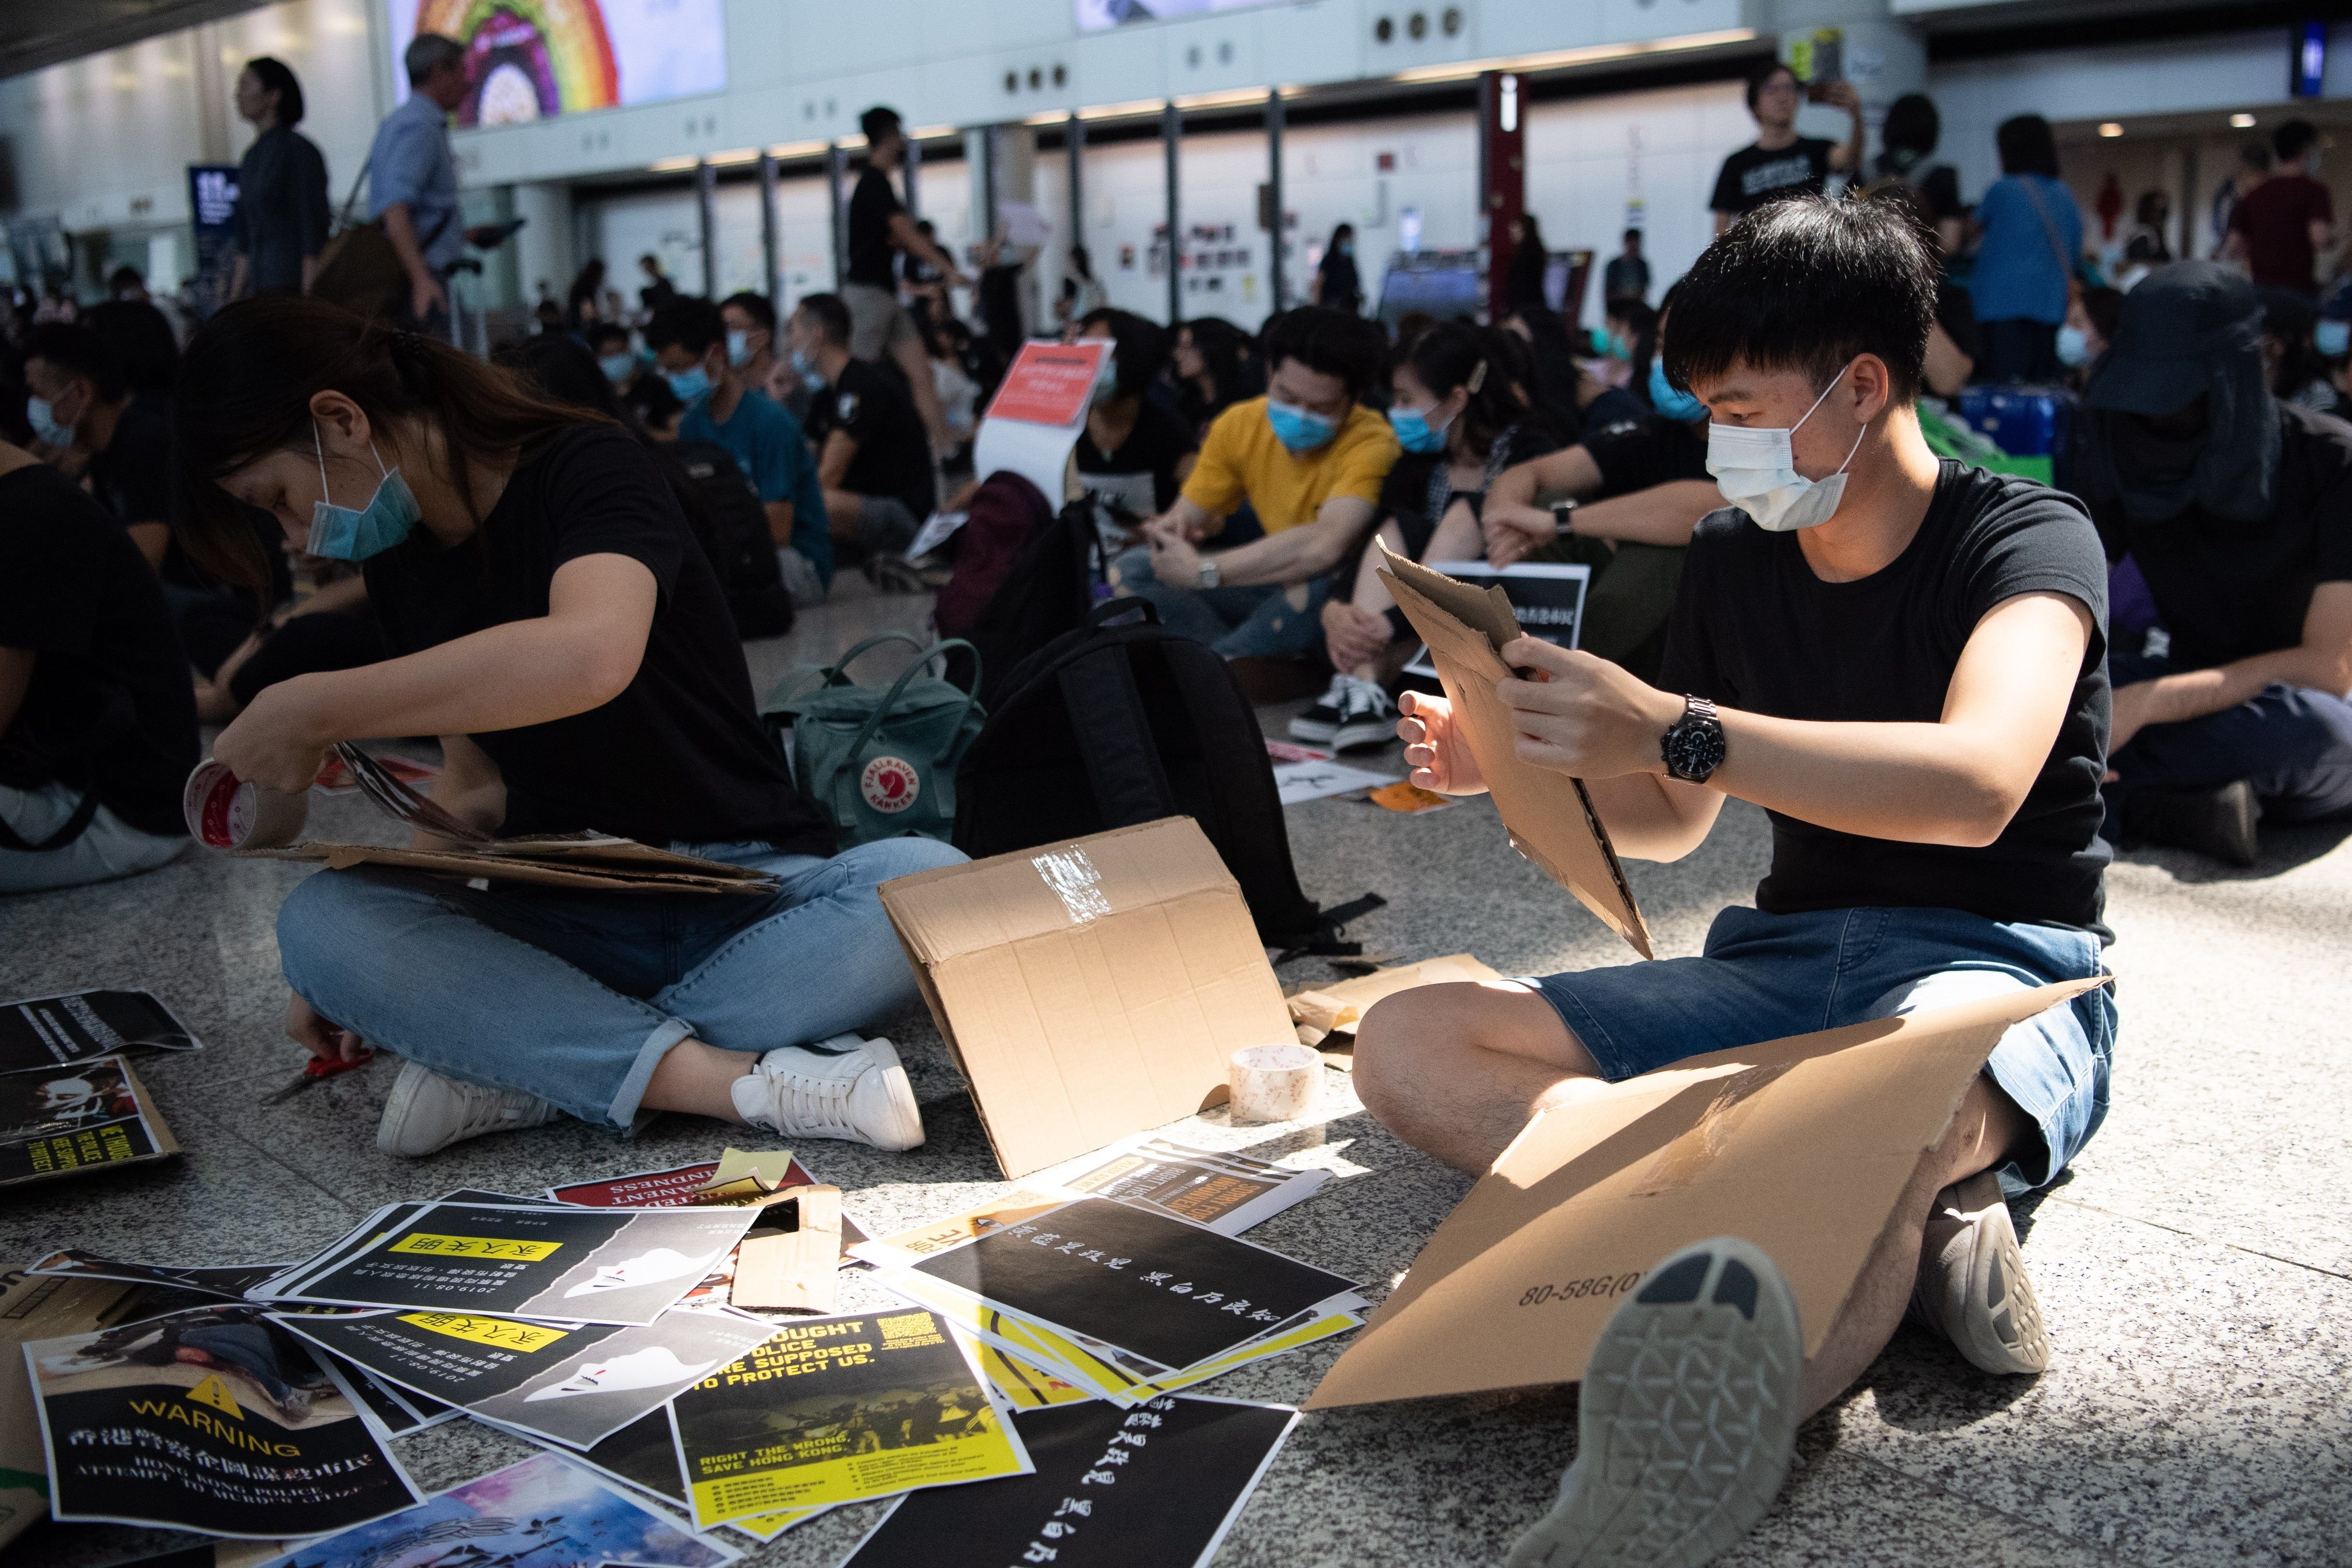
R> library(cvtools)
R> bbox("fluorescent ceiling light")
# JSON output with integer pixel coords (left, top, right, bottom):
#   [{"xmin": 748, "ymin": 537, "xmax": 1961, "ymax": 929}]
[
  {"xmin": 1390, "ymin": 29, "xmax": 1757, "ymax": 85},
  {"xmin": 648, "ymin": 155, "xmax": 699, "ymax": 172},
  {"xmin": 2098, "ymin": 122, "xmax": 2123, "ymax": 138},
  {"xmin": 2230, "ymin": 113, "xmax": 2257, "ymax": 128}
]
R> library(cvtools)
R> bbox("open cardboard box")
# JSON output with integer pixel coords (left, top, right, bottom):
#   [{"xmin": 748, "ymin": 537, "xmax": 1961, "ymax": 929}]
[
  {"xmin": 879, "ymin": 816, "xmax": 1297, "ymax": 1178},
  {"xmin": 1308, "ymin": 975, "xmax": 2109, "ymax": 1407}
]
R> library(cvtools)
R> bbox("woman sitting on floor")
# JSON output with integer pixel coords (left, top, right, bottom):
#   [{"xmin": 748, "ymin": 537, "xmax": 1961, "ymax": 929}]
[{"xmin": 172, "ymin": 296, "xmax": 962, "ymax": 1157}]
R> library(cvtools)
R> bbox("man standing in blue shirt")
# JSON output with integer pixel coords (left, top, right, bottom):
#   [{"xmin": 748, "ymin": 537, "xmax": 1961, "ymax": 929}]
[
  {"xmin": 369, "ymin": 34, "xmax": 496, "ymax": 333},
  {"xmin": 647, "ymin": 297, "xmax": 833, "ymax": 604}
]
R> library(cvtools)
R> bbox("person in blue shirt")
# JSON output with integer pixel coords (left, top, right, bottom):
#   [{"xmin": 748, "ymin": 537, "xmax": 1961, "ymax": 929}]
[
  {"xmin": 646, "ymin": 296, "xmax": 833, "ymax": 603},
  {"xmin": 367, "ymin": 34, "xmax": 497, "ymax": 333},
  {"xmin": 1969, "ymin": 115, "xmax": 2084, "ymax": 383}
]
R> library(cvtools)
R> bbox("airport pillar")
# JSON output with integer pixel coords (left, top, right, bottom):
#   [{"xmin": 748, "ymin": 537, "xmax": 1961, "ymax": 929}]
[
  {"xmin": 694, "ymin": 157, "xmax": 718, "ymax": 297},
  {"xmin": 1265, "ymin": 89, "xmax": 1287, "ymax": 313},
  {"xmin": 759, "ymin": 152, "xmax": 782, "ymax": 308},
  {"xmin": 827, "ymin": 141, "xmax": 850, "ymax": 288},
  {"xmin": 1066, "ymin": 112, "xmax": 1086, "ymax": 274},
  {"xmin": 905, "ymin": 135, "xmax": 922, "ymax": 220},
  {"xmin": 968, "ymin": 125, "xmax": 1001, "ymax": 245},
  {"xmin": 510, "ymin": 181, "xmax": 575, "ymax": 316},
  {"xmin": 1163, "ymin": 100, "xmax": 1183, "ymax": 328},
  {"xmin": 1477, "ymin": 70, "xmax": 1525, "ymax": 321},
  {"xmin": 1763, "ymin": 0, "xmax": 1926, "ymax": 166}
]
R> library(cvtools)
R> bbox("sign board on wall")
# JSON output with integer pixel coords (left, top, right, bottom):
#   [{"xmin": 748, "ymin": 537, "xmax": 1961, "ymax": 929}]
[
  {"xmin": 385, "ymin": 0, "xmax": 727, "ymax": 126},
  {"xmin": 1074, "ymin": 0, "xmax": 1294, "ymax": 30},
  {"xmin": 186, "ymin": 165, "xmax": 240, "ymax": 319}
]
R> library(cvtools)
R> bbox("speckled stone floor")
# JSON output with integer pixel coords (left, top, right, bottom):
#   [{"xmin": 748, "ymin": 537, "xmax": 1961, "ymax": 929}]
[{"xmin": 4, "ymin": 578, "xmax": 2347, "ymax": 1567}]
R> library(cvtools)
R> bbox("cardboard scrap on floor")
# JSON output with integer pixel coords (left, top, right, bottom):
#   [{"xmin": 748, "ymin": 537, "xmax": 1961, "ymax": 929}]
[
  {"xmin": 729, "ymin": 1186, "xmax": 845, "ymax": 1312},
  {"xmin": 1306, "ymin": 977, "xmax": 2109, "ymax": 1408},
  {"xmin": 1288, "ymin": 953, "xmax": 1506, "ymax": 1064},
  {"xmin": 1377, "ymin": 544, "xmax": 1653, "ymax": 958},
  {"xmin": 880, "ymin": 816, "xmax": 1298, "ymax": 1178}
]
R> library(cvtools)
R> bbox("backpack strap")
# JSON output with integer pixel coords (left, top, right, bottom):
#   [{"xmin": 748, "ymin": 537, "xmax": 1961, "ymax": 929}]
[
  {"xmin": 824, "ymin": 631, "xmax": 933, "ymax": 687},
  {"xmin": 1057, "ymin": 645, "xmax": 1175, "ymax": 828},
  {"xmin": 0, "ymin": 789, "xmax": 103, "ymax": 854},
  {"xmin": 842, "ymin": 639, "xmax": 983, "ymax": 762}
]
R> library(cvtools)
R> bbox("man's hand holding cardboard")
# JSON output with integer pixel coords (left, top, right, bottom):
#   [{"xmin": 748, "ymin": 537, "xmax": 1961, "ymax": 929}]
[
  {"xmin": 1397, "ymin": 691, "xmax": 1486, "ymax": 796},
  {"xmin": 1495, "ymin": 637, "xmax": 1685, "ymax": 783}
]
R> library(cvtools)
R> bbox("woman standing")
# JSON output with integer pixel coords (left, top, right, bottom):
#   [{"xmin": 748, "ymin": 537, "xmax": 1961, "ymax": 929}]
[
  {"xmin": 172, "ymin": 297, "xmax": 961, "ymax": 1158},
  {"xmin": 229, "ymin": 58, "xmax": 330, "ymax": 299},
  {"xmin": 1970, "ymin": 115, "xmax": 2083, "ymax": 382},
  {"xmin": 1313, "ymin": 223, "xmax": 1363, "ymax": 316}
]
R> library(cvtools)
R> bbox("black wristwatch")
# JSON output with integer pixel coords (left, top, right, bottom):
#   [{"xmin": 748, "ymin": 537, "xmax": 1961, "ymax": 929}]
[
  {"xmin": 1661, "ymin": 695, "xmax": 1726, "ymax": 784},
  {"xmin": 1550, "ymin": 499, "xmax": 1579, "ymax": 538}
]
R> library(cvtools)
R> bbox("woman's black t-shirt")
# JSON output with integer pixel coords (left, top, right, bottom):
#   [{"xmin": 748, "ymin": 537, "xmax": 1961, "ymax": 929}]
[
  {"xmin": 1658, "ymin": 459, "xmax": 2112, "ymax": 932},
  {"xmin": 1076, "ymin": 399, "xmax": 1199, "ymax": 518},
  {"xmin": 363, "ymin": 423, "xmax": 833, "ymax": 856}
]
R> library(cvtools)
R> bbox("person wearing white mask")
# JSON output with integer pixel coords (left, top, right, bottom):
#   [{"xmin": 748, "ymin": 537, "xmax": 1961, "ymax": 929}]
[{"xmin": 1349, "ymin": 198, "xmax": 2118, "ymax": 1568}]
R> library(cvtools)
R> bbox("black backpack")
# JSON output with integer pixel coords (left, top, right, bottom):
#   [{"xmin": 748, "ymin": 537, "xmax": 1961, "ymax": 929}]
[
  {"xmin": 953, "ymin": 600, "xmax": 1327, "ymax": 947},
  {"xmin": 672, "ymin": 439, "xmax": 795, "ymax": 638},
  {"xmin": 959, "ymin": 499, "xmax": 1110, "ymax": 708}
]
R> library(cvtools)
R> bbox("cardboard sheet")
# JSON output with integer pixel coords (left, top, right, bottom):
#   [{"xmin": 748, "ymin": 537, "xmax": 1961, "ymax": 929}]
[
  {"xmin": 1287, "ymin": 954, "xmax": 1506, "ymax": 1052},
  {"xmin": 1377, "ymin": 545, "xmax": 1652, "ymax": 958},
  {"xmin": 880, "ymin": 817, "xmax": 1298, "ymax": 1178},
  {"xmin": 240, "ymin": 833, "xmax": 779, "ymax": 895},
  {"xmin": 1307, "ymin": 977, "xmax": 2109, "ymax": 1407}
]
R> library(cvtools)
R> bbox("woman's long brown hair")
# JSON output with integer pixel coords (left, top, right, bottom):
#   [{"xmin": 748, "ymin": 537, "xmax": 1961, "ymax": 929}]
[{"xmin": 171, "ymin": 295, "xmax": 606, "ymax": 597}]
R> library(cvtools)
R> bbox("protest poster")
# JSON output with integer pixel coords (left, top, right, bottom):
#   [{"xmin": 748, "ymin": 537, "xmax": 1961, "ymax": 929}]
[
  {"xmin": 1401, "ymin": 558, "xmax": 1591, "ymax": 679},
  {"xmin": 266, "ymin": 1202, "xmax": 758, "ymax": 1326},
  {"xmin": 24, "ymin": 1304, "xmax": 420, "ymax": 1539},
  {"xmin": 0, "ymin": 1054, "xmax": 178, "ymax": 1187},
  {"xmin": 666, "ymin": 1307, "xmax": 1030, "ymax": 1528},
  {"xmin": 279, "ymin": 1307, "xmax": 779, "ymax": 1450},
  {"xmin": 1036, "ymin": 1136, "xmax": 1331, "ymax": 1237},
  {"xmin": 0, "ymin": 990, "xmax": 201, "ymax": 1069},
  {"xmin": 842, "ymin": 1395, "xmax": 1300, "ymax": 1568},
  {"xmin": 548, "ymin": 1158, "xmax": 809, "ymax": 1210},
  {"xmin": 249, "ymin": 1450, "xmax": 734, "ymax": 1568},
  {"xmin": 488, "ymin": 1408, "xmax": 822, "ymax": 1543},
  {"xmin": 28, "ymin": 1250, "xmax": 283, "ymax": 1301}
]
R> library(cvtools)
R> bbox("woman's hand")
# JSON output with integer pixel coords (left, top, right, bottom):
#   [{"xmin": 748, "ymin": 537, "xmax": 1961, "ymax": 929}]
[
  {"xmin": 1397, "ymin": 690, "xmax": 1488, "ymax": 796},
  {"xmin": 1321, "ymin": 599, "xmax": 1391, "ymax": 675},
  {"xmin": 1482, "ymin": 501, "xmax": 1556, "ymax": 568},
  {"xmin": 1495, "ymin": 636, "xmax": 1682, "ymax": 780},
  {"xmin": 287, "ymin": 993, "xmax": 368, "ymax": 1064},
  {"xmin": 212, "ymin": 676, "xmax": 332, "ymax": 793},
  {"xmin": 1144, "ymin": 518, "xmax": 1206, "ymax": 590}
]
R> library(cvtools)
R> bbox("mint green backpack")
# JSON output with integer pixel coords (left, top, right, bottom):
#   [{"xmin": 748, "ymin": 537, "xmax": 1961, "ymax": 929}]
[{"xmin": 761, "ymin": 633, "xmax": 983, "ymax": 848}]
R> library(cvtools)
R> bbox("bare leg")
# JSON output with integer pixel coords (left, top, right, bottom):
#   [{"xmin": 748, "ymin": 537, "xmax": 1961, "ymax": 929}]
[{"xmin": 641, "ymin": 1037, "xmax": 754, "ymax": 1123}]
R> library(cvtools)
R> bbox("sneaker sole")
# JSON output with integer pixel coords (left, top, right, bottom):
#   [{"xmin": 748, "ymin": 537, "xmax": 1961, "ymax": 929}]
[
  {"xmin": 1947, "ymin": 1188, "xmax": 2051, "ymax": 1376},
  {"xmin": 1289, "ymin": 715, "xmax": 1341, "ymax": 744},
  {"xmin": 376, "ymin": 1060, "xmax": 438, "ymax": 1157},
  {"xmin": 1506, "ymin": 1237, "xmax": 1803, "ymax": 1568},
  {"xmin": 1330, "ymin": 716, "xmax": 1395, "ymax": 752},
  {"xmin": 856, "ymin": 1035, "xmax": 926, "ymax": 1152}
]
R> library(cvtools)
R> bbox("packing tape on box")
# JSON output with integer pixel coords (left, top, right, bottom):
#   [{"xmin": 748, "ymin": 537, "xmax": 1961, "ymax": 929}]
[
  {"xmin": 1229, "ymin": 1042, "xmax": 1320, "ymax": 1124},
  {"xmin": 184, "ymin": 760, "xmax": 308, "ymax": 851}
]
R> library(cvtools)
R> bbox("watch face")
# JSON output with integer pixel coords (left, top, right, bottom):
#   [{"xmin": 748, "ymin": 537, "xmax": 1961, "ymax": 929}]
[{"xmin": 1666, "ymin": 721, "xmax": 1726, "ymax": 781}]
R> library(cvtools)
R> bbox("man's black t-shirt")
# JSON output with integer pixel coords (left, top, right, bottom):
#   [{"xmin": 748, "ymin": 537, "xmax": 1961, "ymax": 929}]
[
  {"xmin": 847, "ymin": 168, "xmax": 903, "ymax": 288},
  {"xmin": 1659, "ymin": 460, "xmax": 2112, "ymax": 931},
  {"xmin": 2084, "ymin": 401, "xmax": 2352, "ymax": 671},
  {"xmin": 86, "ymin": 392, "xmax": 172, "ymax": 527},
  {"xmin": 1584, "ymin": 416, "xmax": 1709, "ymax": 496},
  {"xmin": 1076, "ymin": 400, "xmax": 1200, "ymax": 518},
  {"xmin": 362, "ymin": 424, "xmax": 833, "ymax": 855},
  {"xmin": 806, "ymin": 360, "xmax": 934, "ymax": 522},
  {"xmin": 1710, "ymin": 138, "xmax": 1835, "ymax": 217},
  {"xmin": 0, "ymin": 464, "xmax": 198, "ymax": 836}
]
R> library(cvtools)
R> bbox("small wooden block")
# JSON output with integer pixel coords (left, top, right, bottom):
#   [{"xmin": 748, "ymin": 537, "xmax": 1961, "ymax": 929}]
[{"xmin": 729, "ymin": 1185, "xmax": 843, "ymax": 1313}]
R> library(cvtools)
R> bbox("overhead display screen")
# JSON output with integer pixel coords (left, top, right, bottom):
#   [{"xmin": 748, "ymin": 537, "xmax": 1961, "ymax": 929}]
[
  {"xmin": 387, "ymin": 0, "xmax": 727, "ymax": 126},
  {"xmin": 1075, "ymin": 0, "xmax": 1295, "ymax": 29}
]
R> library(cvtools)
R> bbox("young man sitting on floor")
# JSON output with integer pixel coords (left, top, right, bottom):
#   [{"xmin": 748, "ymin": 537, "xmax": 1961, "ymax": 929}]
[{"xmin": 1351, "ymin": 198, "xmax": 2118, "ymax": 1567}]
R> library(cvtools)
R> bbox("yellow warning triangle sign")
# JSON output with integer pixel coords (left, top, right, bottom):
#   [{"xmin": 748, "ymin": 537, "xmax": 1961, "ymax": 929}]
[{"xmin": 186, "ymin": 1374, "xmax": 243, "ymax": 1419}]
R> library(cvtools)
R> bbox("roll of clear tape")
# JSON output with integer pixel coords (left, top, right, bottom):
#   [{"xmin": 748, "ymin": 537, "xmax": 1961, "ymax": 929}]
[
  {"xmin": 184, "ymin": 760, "xmax": 307, "ymax": 851},
  {"xmin": 1229, "ymin": 1042, "xmax": 1321, "ymax": 1124}
]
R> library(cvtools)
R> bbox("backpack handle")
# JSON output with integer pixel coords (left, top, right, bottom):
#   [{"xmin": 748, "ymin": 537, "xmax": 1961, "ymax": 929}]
[
  {"xmin": 1087, "ymin": 597, "xmax": 1160, "ymax": 629},
  {"xmin": 842, "ymin": 638, "xmax": 984, "ymax": 770},
  {"xmin": 821, "ymin": 631, "xmax": 932, "ymax": 688}
]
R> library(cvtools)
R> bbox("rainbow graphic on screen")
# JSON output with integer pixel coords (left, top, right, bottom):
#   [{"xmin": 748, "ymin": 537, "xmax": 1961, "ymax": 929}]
[{"xmin": 416, "ymin": 0, "xmax": 621, "ymax": 126}]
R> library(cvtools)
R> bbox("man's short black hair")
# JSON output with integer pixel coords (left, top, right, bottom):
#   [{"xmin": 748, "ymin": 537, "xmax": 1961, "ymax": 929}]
[
  {"xmin": 719, "ymin": 291, "xmax": 776, "ymax": 332},
  {"xmin": 1622, "ymin": 228, "xmax": 1642, "ymax": 246},
  {"xmin": 1996, "ymin": 115, "xmax": 2060, "ymax": 179},
  {"xmin": 795, "ymin": 292, "xmax": 853, "ymax": 349},
  {"xmin": 586, "ymin": 321, "xmax": 631, "ymax": 352},
  {"xmin": 25, "ymin": 322, "xmax": 127, "ymax": 402},
  {"xmin": 860, "ymin": 105, "xmax": 903, "ymax": 145},
  {"xmin": 244, "ymin": 56, "xmax": 305, "ymax": 125},
  {"xmin": 1260, "ymin": 306, "xmax": 1388, "ymax": 401},
  {"xmin": 1745, "ymin": 60, "xmax": 1795, "ymax": 113},
  {"xmin": 644, "ymin": 297, "xmax": 725, "ymax": 358},
  {"xmin": 2273, "ymin": 118, "xmax": 2319, "ymax": 164},
  {"xmin": 1662, "ymin": 195, "xmax": 1934, "ymax": 403}
]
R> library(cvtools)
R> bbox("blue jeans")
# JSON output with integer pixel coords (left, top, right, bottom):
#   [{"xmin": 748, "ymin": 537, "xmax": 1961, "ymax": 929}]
[
  {"xmin": 1523, "ymin": 905, "xmax": 2116, "ymax": 1195},
  {"xmin": 0, "ymin": 782, "xmax": 188, "ymax": 894},
  {"xmin": 1109, "ymin": 545, "xmax": 1330, "ymax": 659},
  {"xmin": 2103, "ymin": 651, "xmax": 2352, "ymax": 827},
  {"xmin": 276, "ymin": 836, "xmax": 965, "ymax": 1128}
]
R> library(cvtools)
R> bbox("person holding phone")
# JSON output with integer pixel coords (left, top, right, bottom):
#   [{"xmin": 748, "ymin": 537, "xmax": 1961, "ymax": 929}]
[
  {"xmin": 1709, "ymin": 61, "xmax": 1864, "ymax": 236},
  {"xmin": 170, "ymin": 296, "xmax": 962, "ymax": 1159}
]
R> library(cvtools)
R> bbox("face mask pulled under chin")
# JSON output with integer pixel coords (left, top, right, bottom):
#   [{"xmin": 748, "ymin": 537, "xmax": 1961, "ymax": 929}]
[
  {"xmin": 308, "ymin": 425, "xmax": 421, "ymax": 561},
  {"xmin": 1704, "ymin": 367, "xmax": 1867, "ymax": 532}
]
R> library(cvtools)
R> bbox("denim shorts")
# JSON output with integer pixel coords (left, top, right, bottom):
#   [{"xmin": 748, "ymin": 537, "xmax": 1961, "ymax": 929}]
[{"xmin": 1523, "ymin": 905, "xmax": 2116, "ymax": 1194}]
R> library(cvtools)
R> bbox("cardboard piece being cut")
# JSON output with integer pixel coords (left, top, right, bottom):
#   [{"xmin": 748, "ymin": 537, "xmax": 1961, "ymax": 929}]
[
  {"xmin": 241, "ymin": 833, "xmax": 779, "ymax": 895},
  {"xmin": 1307, "ymin": 977, "xmax": 2109, "ymax": 1408},
  {"xmin": 880, "ymin": 817, "xmax": 1297, "ymax": 1178},
  {"xmin": 1288, "ymin": 954, "xmax": 1507, "ymax": 1056},
  {"xmin": 1377, "ymin": 544, "xmax": 1652, "ymax": 958}
]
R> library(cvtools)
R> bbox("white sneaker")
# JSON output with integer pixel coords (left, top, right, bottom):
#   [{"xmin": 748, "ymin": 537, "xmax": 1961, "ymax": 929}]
[
  {"xmin": 730, "ymin": 1033, "xmax": 924, "ymax": 1151},
  {"xmin": 1289, "ymin": 674, "xmax": 1352, "ymax": 744},
  {"xmin": 1329, "ymin": 676, "xmax": 1397, "ymax": 752},
  {"xmin": 1907, "ymin": 1170, "xmax": 2050, "ymax": 1375},
  {"xmin": 1507, "ymin": 1237, "xmax": 1804, "ymax": 1568},
  {"xmin": 376, "ymin": 1059, "xmax": 560, "ymax": 1158}
]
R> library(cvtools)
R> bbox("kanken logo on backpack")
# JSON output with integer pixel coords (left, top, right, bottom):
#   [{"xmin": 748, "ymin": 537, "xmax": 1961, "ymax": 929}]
[{"xmin": 861, "ymin": 756, "xmax": 922, "ymax": 813}]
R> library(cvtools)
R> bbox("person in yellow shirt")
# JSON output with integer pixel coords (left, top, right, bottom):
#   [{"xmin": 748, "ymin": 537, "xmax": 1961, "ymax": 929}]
[{"xmin": 1120, "ymin": 307, "xmax": 1398, "ymax": 658}]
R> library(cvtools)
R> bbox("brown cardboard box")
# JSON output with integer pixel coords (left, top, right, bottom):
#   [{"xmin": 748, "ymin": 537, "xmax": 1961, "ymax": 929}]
[
  {"xmin": 880, "ymin": 817, "xmax": 1297, "ymax": 1178},
  {"xmin": 1378, "ymin": 546, "xmax": 1652, "ymax": 958},
  {"xmin": 1288, "ymin": 954, "xmax": 1506, "ymax": 1062},
  {"xmin": 1308, "ymin": 977, "xmax": 2108, "ymax": 1408}
]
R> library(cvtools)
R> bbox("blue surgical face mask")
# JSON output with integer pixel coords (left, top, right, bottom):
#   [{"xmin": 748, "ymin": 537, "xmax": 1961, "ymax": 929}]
[
  {"xmin": 1337, "ymin": 240, "xmax": 1354, "ymax": 258},
  {"xmin": 1388, "ymin": 402, "xmax": 1451, "ymax": 455},
  {"xmin": 1265, "ymin": 398, "xmax": 1337, "ymax": 453},
  {"xmin": 2054, "ymin": 325, "xmax": 2093, "ymax": 369},
  {"xmin": 1648, "ymin": 359, "xmax": 1708, "ymax": 423},
  {"xmin": 25, "ymin": 396, "xmax": 69, "ymax": 447},
  {"xmin": 308, "ymin": 424, "xmax": 419, "ymax": 562},
  {"xmin": 789, "ymin": 348, "xmax": 825, "ymax": 389},
  {"xmin": 725, "ymin": 329, "xmax": 753, "ymax": 367},
  {"xmin": 2318, "ymin": 318, "xmax": 2351, "ymax": 358},
  {"xmin": 598, "ymin": 352, "xmax": 635, "ymax": 384},
  {"xmin": 665, "ymin": 364, "xmax": 713, "ymax": 405}
]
